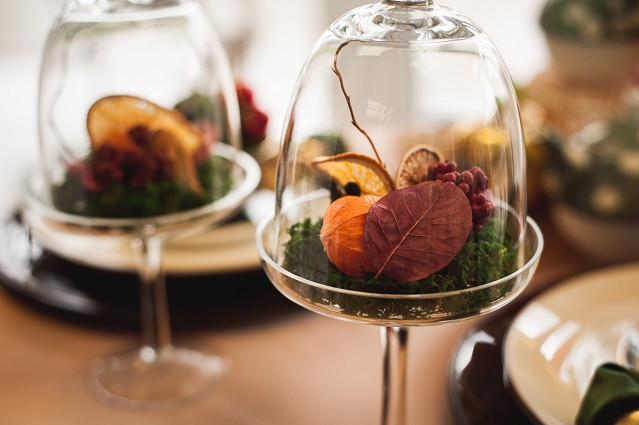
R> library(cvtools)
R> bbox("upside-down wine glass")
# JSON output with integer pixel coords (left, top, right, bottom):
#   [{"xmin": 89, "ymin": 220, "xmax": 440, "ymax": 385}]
[
  {"xmin": 23, "ymin": 0, "xmax": 261, "ymax": 408},
  {"xmin": 256, "ymin": 1, "xmax": 543, "ymax": 424}
]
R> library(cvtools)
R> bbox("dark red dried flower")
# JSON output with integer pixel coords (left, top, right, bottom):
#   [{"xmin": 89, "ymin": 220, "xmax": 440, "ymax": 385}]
[{"xmin": 236, "ymin": 82, "xmax": 269, "ymax": 147}]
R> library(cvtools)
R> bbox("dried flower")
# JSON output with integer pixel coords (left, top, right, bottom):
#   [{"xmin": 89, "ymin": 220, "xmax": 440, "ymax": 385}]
[{"xmin": 237, "ymin": 82, "xmax": 269, "ymax": 147}]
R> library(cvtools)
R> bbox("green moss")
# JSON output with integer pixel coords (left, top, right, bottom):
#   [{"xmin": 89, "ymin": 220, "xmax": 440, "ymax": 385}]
[
  {"xmin": 175, "ymin": 93, "xmax": 222, "ymax": 126},
  {"xmin": 280, "ymin": 217, "xmax": 519, "ymax": 320},
  {"xmin": 51, "ymin": 155, "xmax": 232, "ymax": 218},
  {"xmin": 283, "ymin": 218, "xmax": 516, "ymax": 295}
]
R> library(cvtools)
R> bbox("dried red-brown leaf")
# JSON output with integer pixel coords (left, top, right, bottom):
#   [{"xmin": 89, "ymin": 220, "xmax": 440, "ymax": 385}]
[
  {"xmin": 363, "ymin": 181, "xmax": 472, "ymax": 282},
  {"xmin": 320, "ymin": 195, "xmax": 381, "ymax": 277}
]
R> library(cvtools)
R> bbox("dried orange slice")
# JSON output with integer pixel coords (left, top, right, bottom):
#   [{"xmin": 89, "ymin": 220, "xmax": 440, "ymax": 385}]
[
  {"xmin": 87, "ymin": 95, "xmax": 204, "ymax": 193},
  {"xmin": 87, "ymin": 95, "xmax": 203, "ymax": 155},
  {"xmin": 146, "ymin": 130, "xmax": 203, "ymax": 193},
  {"xmin": 312, "ymin": 152, "xmax": 395, "ymax": 196},
  {"xmin": 395, "ymin": 144, "xmax": 444, "ymax": 188}
]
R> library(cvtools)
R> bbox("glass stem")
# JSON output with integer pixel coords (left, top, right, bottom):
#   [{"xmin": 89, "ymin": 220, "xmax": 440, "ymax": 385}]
[
  {"xmin": 380, "ymin": 326, "xmax": 408, "ymax": 425},
  {"xmin": 132, "ymin": 235, "xmax": 172, "ymax": 357}
]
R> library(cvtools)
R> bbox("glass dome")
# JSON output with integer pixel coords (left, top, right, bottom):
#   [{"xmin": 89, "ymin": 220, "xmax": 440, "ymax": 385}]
[
  {"xmin": 257, "ymin": 2, "xmax": 542, "ymax": 422},
  {"xmin": 27, "ymin": 0, "xmax": 262, "ymax": 408},
  {"xmin": 38, "ymin": 0, "xmax": 241, "ymax": 217},
  {"xmin": 264, "ymin": 0, "xmax": 530, "ymax": 317}
]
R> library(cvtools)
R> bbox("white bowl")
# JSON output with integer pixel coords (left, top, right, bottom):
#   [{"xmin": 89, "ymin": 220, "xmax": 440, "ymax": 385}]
[
  {"xmin": 551, "ymin": 203, "xmax": 639, "ymax": 262},
  {"xmin": 546, "ymin": 37, "xmax": 639, "ymax": 84}
]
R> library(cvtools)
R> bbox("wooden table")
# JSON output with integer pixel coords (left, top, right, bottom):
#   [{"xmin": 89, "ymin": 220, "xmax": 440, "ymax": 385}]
[{"xmin": 0, "ymin": 209, "xmax": 599, "ymax": 425}]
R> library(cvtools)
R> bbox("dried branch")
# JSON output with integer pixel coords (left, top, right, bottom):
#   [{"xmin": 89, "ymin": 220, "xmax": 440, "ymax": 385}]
[{"xmin": 332, "ymin": 41, "xmax": 384, "ymax": 166}]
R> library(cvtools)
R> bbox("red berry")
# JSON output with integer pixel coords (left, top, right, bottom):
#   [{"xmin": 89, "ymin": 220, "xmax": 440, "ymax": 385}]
[
  {"xmin": 461, "ymin": 171, "xmax": 473, "ymax": 186},
  {"xmin": 128, "ymin": 125, "xmax": 151, "ymax": 146},
  {"xmin": 81, "ymin": 168, "xmax": 103, "ymax": 192},
  {"xmin": 473, "ymin": 193, "xmax": 486, "ymax": 205},
  {"xmin": 443, "ymin": 172, "xmax": 457, "ymax": 183},
  {"xmin": 482, "ymin": 201, "xmax": 494, "ymax": 214}
]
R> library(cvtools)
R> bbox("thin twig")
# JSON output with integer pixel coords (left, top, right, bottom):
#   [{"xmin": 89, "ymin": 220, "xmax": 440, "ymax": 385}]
[{"xmin": 332, "ymin": 41, "xmax": 384, "ymax": 166}]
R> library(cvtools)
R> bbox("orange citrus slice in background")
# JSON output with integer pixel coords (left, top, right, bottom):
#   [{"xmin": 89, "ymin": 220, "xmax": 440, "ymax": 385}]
[
  {"xmin": 395, "ymin": 144, "xmax": 444, "ymax": 188},
  {"xmin": 312, "ymin": 152, "xmax": 395, "ymax": 196},
  {"xmin": 467, "ymin": 127, "xmax": 507, "ymax": 149},
  {"xmin": 87, "ymin": 95, "xmax": 203, "ymax": 155}
]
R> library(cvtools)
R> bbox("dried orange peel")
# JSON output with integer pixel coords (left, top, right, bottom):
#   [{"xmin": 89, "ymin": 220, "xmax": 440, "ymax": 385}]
[
  {"xmin": 87, "ymin": 95, "xmax": 205, "ymax": 193},
  {"xmin": 87, "ymin": 95, "xmax": 203, "ymax": 155},
  {"xmin": 312, "ymin": 152, "xmax": 395, "ymax": 196},
  {"xmin": 395, "ymin": 144, "xmax": 444, "ymax": 188}
]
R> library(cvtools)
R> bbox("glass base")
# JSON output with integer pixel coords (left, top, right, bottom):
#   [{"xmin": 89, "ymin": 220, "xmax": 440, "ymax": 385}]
[{"xmin": 89, "ymin": 345, "xmax": 229, "ymax": 409}]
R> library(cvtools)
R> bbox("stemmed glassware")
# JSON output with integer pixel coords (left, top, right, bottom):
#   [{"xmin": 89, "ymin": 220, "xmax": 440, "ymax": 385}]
[
  {"xmin": 256, "ymin": 1, "xmax": 543, "ymax": 424},
  {"xmin": 23, "ymin": 0, "xmax": 260, "ymax": 408}
]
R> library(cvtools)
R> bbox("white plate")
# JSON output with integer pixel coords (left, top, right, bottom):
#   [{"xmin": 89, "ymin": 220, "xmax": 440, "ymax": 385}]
[
  {"xmin": 24, "ymin": 188, "xmax": 276, "ymax": 276},
  {"xmin": 163, "ymin": 219, "xmax": 259, "ymax": 274},
  {"xmin": 503, "ymin": 263, "xmax": 639, "ymax": 425},
  {"xmin": 551, "ymin": 203, "xmax": 639, "ymax": 263},
  {"xmin": 29, "ymin": 216, "xmax": 260, "ymax": 275}
]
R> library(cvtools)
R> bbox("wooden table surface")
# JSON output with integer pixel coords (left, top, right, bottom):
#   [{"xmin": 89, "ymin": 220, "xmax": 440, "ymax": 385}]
[{"xmin": 0, "ymin": 208, "xmax": 605, "ymax": 425}]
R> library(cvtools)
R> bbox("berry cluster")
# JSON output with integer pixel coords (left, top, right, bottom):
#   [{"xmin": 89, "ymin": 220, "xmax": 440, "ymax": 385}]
[
  {"xmin": 425, "ymin": 162, "xmax": 493, "ymax": 232},
  {"xmin": 70, "ymin": 129, "xmax": 174, "ymax": 193},
  {"xmin": 94, "ymin": 144, "xmax": 172, "ymax": 189}
]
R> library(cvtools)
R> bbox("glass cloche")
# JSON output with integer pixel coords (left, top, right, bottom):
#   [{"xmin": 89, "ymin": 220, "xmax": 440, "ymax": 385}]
[
  {"xmin": 256, "ymin": 1, "xmax": 543, "ymax": 424},
  {"xmin": 38, "ymin": 0, "xmax": 242, "ymax": 204},
  {"xmin": 25, "ymin": 0, "xmax": 260, "ymax": 409}
]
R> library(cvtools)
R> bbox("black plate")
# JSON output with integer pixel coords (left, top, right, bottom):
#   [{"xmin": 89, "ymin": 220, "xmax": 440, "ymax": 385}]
[{"xmin": 0, "ymin": 215, "xmax": 297, "ymax": 329}]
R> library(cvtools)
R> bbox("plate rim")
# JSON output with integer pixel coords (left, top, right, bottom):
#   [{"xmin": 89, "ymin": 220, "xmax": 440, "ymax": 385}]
[{"xmin": 503, "ymin": 261, "xmax": 639, "ymax": 425}]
